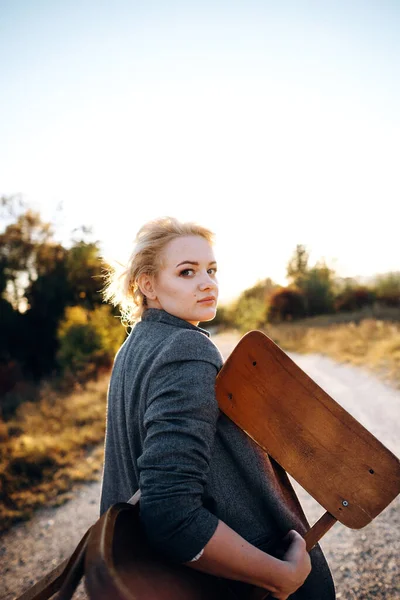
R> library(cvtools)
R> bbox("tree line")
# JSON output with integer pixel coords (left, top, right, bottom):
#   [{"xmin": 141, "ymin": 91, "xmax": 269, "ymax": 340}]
[
  {"xmin": 1, "ymin": 195, "xmax": 399, "ymax": 410},
  {"xmin": 214, "ymin": 244, "xmax": 400, "ymax": 332},
  {"xmin": 0, "ymin": 196, "xmax": 125, "ymax": 411}
]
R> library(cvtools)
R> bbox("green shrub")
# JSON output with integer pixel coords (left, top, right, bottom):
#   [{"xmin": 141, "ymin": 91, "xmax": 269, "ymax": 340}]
[
  {"xmin": 225, "ymin": 278, "xmax": 278, "ymax": 332},
  {"xmin": 230, "ymin": 296, "xmax": 268, "ymax": 333},
  {"xmin": 57, "ymin": 305, "xmax": 126, "ymax": 381}
]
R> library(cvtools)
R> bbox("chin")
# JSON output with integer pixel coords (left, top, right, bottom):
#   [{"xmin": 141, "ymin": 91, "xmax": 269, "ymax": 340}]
[{"xmin": 197, "ymin": 309, "xmax": 217, "ymax": 323}]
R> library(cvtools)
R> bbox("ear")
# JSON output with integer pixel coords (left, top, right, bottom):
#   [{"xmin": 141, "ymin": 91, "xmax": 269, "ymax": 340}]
[{"xmin": 137, "ymin": 273, "xmax": 157, "ymax": 301}]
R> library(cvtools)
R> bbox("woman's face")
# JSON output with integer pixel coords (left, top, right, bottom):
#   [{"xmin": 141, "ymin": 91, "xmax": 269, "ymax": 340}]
[{"xmin": 145, "ymin": 235, "xmax": 218, "ymax": 326}]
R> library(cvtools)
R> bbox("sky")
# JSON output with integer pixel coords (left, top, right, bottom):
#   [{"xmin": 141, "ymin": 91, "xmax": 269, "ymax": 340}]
[{"xmin": 1, "ymin": 0, "xmax": 399, "ymax": 303}]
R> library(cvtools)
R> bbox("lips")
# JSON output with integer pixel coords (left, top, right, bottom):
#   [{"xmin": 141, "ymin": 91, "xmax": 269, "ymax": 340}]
[{"xmin": 198, "ymin": 296, "xmax": 216, "ymax": 303}]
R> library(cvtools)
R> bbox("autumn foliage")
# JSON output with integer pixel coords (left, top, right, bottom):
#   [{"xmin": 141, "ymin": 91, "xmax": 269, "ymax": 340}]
[
  {"xmin": 0, "ymin": 196, "xmax": 125, "ymax": 413},
  {"xmin": 267, "ymin": 288, "xmax": 306, "ymax": 322}
]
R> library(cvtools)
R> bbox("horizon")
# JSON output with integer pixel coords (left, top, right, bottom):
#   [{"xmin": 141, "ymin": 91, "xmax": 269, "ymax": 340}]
[{"xmin": 0, "ymin": 194, "xmax": 398, "ymax": 305}]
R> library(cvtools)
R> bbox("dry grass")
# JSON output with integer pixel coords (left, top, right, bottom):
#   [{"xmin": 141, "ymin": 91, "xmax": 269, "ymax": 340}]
[
  {"xmin": 265, "ymin": 317, "xmax": 400, "ymax": 389},
  {"xmin": 0, "ymin": 377, "xmax": 109, "ymax": 533}
]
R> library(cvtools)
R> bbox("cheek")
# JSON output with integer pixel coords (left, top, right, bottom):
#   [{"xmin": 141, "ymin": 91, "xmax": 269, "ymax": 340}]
[
  {"xmin": 158, "ymin": 276, "xmax": 198, "ymax": 300},
  {"xmin": 161, "ymin": 279, "xmax": 188, "ymax": 298}
]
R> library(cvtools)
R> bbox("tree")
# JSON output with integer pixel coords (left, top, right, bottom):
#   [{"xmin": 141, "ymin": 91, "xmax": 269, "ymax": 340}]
[
  {"xmin": 286, "ymin": 244, "xmax": 309, "ymax": 288},
  {"xmin": 286, "ymin": 245, "xmax": 336, "ymax": 317},
  {"xmin": 0, "ymin": 198, "xmax": 129, "ymax": 390},
  {"xmin": 66, "ymin": 241, "xmax": 104, "ymax": 310},
  {"xmin": 300, "ymin": 262, "xmax": 336, "ymax": 316},
  {"xmin": 0, "ymin": 209, "xmax": 53, "ymax": 309},
  {"xmin": 0, "ymin": 202, "xmax": 108, "ymax": 381},
  {"xmin": 0, "ymin": 280, "xmax": 21, "ymax": 368},
  {"xmin": 21, "ymin": 244, "xmax": 73, "ymax": 378}
]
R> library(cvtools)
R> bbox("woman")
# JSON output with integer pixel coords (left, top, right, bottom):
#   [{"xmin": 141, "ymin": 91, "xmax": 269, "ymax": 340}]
[{"xmin": 100, "ymin": 216, "xmax": 336, "ymax": 599}]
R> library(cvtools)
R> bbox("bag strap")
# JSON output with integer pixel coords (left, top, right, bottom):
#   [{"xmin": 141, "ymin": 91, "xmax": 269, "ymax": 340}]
[{"xmin": 56, "ymin": 525, "xmax": 91, "ymax": 600}]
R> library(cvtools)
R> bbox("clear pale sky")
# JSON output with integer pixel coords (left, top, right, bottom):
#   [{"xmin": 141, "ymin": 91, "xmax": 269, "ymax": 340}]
[{"xmin": 1, "ymin": 0, "xmax": 399, "ymax": 303}]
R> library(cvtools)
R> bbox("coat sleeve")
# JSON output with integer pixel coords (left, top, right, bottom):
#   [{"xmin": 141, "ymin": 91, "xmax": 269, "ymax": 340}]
[{"xmin": 137, "ymin": 330, "xmax": 222, "ymax": 563}]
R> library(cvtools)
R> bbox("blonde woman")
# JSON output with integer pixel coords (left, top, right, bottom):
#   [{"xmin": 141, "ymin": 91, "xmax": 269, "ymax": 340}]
[{"xmin": 100, "ymin": 217, "xmax": 335, "ymax": 600}]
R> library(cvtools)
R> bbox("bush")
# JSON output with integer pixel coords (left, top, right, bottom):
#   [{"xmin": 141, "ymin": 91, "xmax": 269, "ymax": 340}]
[
  {"xmin": 230, "ymin": 296, "xmax": 268, "ymax": 333},
  {"xmin": 57, "ymin": 305, "xmax": 126, "ymax": 381},
  {"xmin": 267, "ymin": 288, "xmax": 307, "ymax": 323},
  {"xmin": 372, "ymin": 272, "xmax": 400, "ymax": 308},
  {"xmin": 226, "ymin": 278, "xmax": 278, "ymax": 332},
  {"xmin": 334, "ymin": 287, "xmax": 375, "ymax": 312}
]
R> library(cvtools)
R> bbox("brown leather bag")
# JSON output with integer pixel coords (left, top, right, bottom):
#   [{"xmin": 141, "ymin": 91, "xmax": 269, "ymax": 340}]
[
  {"xmin": 16, "ymin": 490, "xmax": 241, "ymax": 600},
  {"xmin": 84, "ymin": 498, "xmax": 240, "ymax": 600}
]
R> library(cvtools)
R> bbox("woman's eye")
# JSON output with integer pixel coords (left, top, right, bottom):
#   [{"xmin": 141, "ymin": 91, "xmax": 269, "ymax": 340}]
[
  {"xmin": 208, "ymin": 268, "xmax": 217, "ymax": 275},
  {"xmin": 179, "ymin": 268, "xmax": 194, "ymax": 276}
]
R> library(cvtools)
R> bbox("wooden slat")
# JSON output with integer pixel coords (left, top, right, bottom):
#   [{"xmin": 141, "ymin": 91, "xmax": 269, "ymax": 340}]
[{"xmin": 216, "ymin": 330, "xmax": 400, "ymax": 529}]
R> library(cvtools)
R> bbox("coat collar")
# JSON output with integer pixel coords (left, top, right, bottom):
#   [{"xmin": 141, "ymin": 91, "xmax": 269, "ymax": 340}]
[{"xmin": 141, "ymin": 308, "xmax": 211, "ymax": 338}]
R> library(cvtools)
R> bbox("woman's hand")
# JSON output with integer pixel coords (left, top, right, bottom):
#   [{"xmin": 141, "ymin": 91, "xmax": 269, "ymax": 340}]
[
  {"xmin": 183, "ymin": 520, "xmax": 312, "ymax": 599},
  {"xmin": 269, "ymin": 530, "xmax": 311, "ymax": 600}
]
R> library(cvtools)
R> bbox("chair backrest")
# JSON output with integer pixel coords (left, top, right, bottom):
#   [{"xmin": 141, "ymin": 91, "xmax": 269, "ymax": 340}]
[{"xmin": 215, "ymin": 330, "xmax": 400, "ymax": 529}]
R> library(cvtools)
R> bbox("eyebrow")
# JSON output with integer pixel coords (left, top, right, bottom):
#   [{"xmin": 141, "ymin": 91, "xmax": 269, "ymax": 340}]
[{"xmin": 175, "ymin": 260, "xmax": 217, "ymax": 267}]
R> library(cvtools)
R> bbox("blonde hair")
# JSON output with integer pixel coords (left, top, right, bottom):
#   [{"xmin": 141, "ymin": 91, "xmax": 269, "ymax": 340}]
[{"xmin": 102, "ymin": 216, "xmax": 215, "ymax": 327}]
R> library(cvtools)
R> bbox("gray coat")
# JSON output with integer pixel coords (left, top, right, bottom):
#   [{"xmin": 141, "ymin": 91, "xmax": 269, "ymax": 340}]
[{"xmin": 100, "ymin": 308, "xmax": 335, "ymax": 599}]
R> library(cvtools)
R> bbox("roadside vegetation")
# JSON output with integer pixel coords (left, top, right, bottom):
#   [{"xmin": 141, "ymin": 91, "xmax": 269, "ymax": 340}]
[
  {"xmin": 265, "ymin": 310, "xmax": 400, "ymax": 388},
  {"xmin": 1, "ymin": 196, "xmax": 399, "ymax": 532},
  {"xmin": 215, "ymin": 246, "xmax": 400, "ymax": 388},
  {"xmin": 0, "ymin": 196, "xmax": 124, "ymax": 531},
  {"xmin": 0, "ymin": 378, "xmax": 108, "ymax": 532}
]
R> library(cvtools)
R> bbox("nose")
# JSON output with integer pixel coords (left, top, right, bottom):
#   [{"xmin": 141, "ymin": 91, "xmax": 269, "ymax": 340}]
[{"xmin": 199, "ymin": 270, "xmax": 217, "ymax": 291}]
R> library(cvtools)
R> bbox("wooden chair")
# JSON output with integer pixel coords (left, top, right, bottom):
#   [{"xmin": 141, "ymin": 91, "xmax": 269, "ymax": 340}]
[{"xmin": 17, "ymin": 331, "xmax": 400, "ymax": 600}]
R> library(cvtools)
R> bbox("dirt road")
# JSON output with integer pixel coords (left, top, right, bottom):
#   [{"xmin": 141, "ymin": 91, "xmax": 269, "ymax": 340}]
[{"xmin": 1, "ymin": 331, "xmax": 399, "ymax": 599}]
